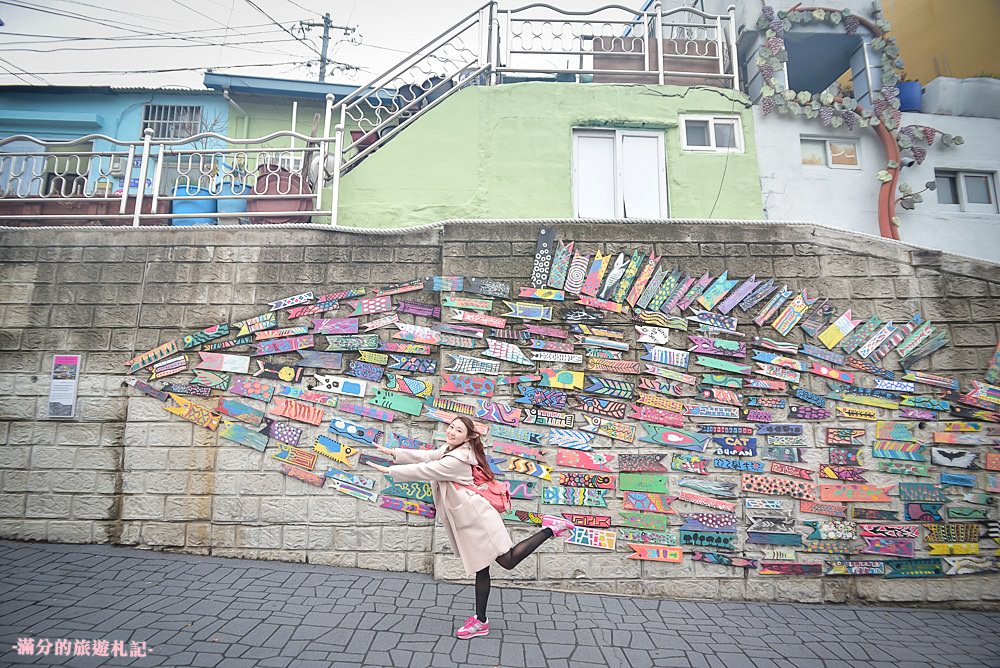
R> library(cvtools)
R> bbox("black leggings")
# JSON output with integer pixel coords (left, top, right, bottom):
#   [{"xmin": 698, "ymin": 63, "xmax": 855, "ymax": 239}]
[{"xmin": 474, "ymin": 527, "xmax": 553, "ymax": 623}]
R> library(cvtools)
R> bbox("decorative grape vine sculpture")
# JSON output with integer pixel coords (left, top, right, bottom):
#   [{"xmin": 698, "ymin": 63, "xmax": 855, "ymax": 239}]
[{"xmin": 755, "ymin": 4, "xmax": 963, "ymax": 240}]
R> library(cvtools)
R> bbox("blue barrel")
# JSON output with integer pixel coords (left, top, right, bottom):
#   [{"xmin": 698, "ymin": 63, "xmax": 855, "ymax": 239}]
[
  {"xmin": 897, "ymin": 81, "xmax": 922, "ymax": 112},
  {"xmin": 171, "ymin": 184, "xmax": 217, "ymax": 226},
  {"xmin": 215, "ymin": 182, "xmax": 249, "ymax": 223}
]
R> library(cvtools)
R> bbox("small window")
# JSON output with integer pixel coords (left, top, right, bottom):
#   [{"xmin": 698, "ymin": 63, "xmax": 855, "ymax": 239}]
[
  {"xmin": 800, "ymin": 137, "xmax": 860, "ymax": 169},
  {"xmin": 572, "ymin": 128, "xmax": 668, "ymax": 218},
  {"xmin": 680, "ymin": 115, "xmax": 743, "ymax": 153},
  {"xmin": 142, "ymin": 104, "xmax": 203, "ymax": 140},
  {"xmin": 935, "ymin": 170, "xmax": 999, "ymax": 214}
]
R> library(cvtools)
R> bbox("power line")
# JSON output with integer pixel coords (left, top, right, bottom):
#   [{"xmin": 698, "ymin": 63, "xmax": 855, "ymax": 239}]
[
  {"xmin": 2, "ymin": 1, "xmax": 195, "ymax": 37},
  {"xmin": 0, "ymin": 60, "xmax": 33, "ymax": 84},
  {"xmin": 0, "ymin": 55, "xmax": 50, "ymax": 84},
  {"xmin": 242, "ymin": 0, "xmax": 321, "ymax": 58},
  {"xmin": 280, "ymin": 0, "xmax": 313, "ymax": 12},
  {"xmin": 0, "ymin": 23, "xmax": 288, "ymax": 44},
  {"xmin": 0, "ymin": 37, "xmax": 311, "ymax": 53},
  {"xmin": 2, "ymin": 0, "xmax": 304, "ymax": 50},
  {"xmin": 21, "ymin": 60, "xmax": 313, "ymax": 75}
]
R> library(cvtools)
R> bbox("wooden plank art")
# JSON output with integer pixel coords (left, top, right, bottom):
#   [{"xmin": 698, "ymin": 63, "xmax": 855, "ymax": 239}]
[
  {"xmin": 380, "ymin": 496, "xmax": 435, "ymax": 518},
  {"xmin": 218, "ymin": 419, "xmax": 268, "ymax": 451},
  {"xmin": 195, "ymin": 352, "xmax": 250, "ymax": 374},
  {"xmin": 931, "ymin": 448, "xmax": 978, "ymax": 469},
  {"xmin": 272, "ymin": 442, "xmax": 318, "ymax": 471},
  {"xmin": 336, "ymin": 400, "xmax": 394, "ymax": 423},
  {"xmin": 483, "ymin": 338, "xmax": 533, "ymax": 366},
  {"xmin": 369, "ymin": 389, "xmax": 423, "ymax": 416},
  {"xmin": 163, "ymin": 393, "xmax": 219, "ymax": 430},
  {"xmin": 556, "ymin": 450, "xmax": 615, "ymax": 472},
  {"xmin": 741, "ymin": 474, "xmax": 816, "ymax": 500},
  {"xmin": 361, "ymin": 313, "xmax": 400, "ymax": 332},
  {"xmin": 639, "ymin": 424, "xmax": 707, "ymax": 451},
  {"xmin": 269, "ymin": 397, "xmax": 325, "ymax": 426},
  {"xmin": 313, "ymin": 435, "xmax": 359, "ymax": 466},
  {"xmin": 542, "ymin": 485, "xmax": 608, "ymax": 507},
  {"xmin": 446, "ymin": 353, "xmax": 501, "ymax": 376},
  {"xmin": 566, "ymin": 526, "xmax": 617, "ymax": 550},
  {"xmin": 215, "ymin": 396, "xmax": 265, "ymax": 425},
  {"xmin": 326, "ymin": 334, "xmax": 382, "ymax": 351},
  {"xmin": 311, "ymin": 374, "xmax": 366, "ymax": 398},
  {"xmin": 493, "ymin": 441, "xmax": 544, "ymax": 461},
  {"xmin": 505, "ymin": 457, "xmax": 552, "ymax": 481},
  {"xmin": 491, "ymin": 424, "xmax": 544, "ymax": 446},
  {"xmin": 294, "ymin": 351, "xmax": 344, "ymax": 370},
  {"xmin": 522, "ymin": 407, "xmax": 574, "ymax": 428},
  {"xmin": 386, "ymin": 354, "xmax": 437, "ymax": 374},
  {"xmin": 753, "ymin": 285, "xmax": 792, "ymax": 326},
  {"xmin": 836, "ymin": 406, "xmax": 878, "ymax": 420},
  {"xmin": 798, "ymin": 299, "xmax": 835, "ymax": 337},
  {"xmin": 623, "ymin": 491, "xmax": 677, "ymax": 515},
  {"xmin": 397, "ymin": 300, "xmax": 442, "ymax": 319},
  {"xmin": 232, "ymin": 311, "xmax": 279, "ymax": 337},
  {"xmin": 439, "ymin": 372, "xmax": 495, "ymax": 397},
  {"xmin": 515, "ymin": 385, "xmax": 567, "ymax": 410},
  {"xmin": 714, "ymin": 458, "xmax": 763, "ymax": 473},
  {"xmin": 695, "ymin": 271, "xmax": 738, "ymax": 311},
  {"xmin": 579, "ymin": 414, "xmax": 635, "ymax": 442},
  {"xmin": 558, "ymin": 472, "xmax": 616, "ymax": 490},
  {"xmin": 615, "ymin": 454, "xmax": 669, "ymax": 474},
  {"xmin": 771, "ymin": 289, "xmax": 818, "ymax": 336},
  {"xmin": 671, "ymin": 452, "xmax": 709, "ymax": 475},
  {"xmin": 738, "ymin": 278, "xmax": 778, "ymax": 312},
  {"xmin": 474, "ymin": 400, "xmax": 522, "ymax": 426},
  {"xmin": 328, "ymin": 416, "xmax": 382, "ymax": 445}
]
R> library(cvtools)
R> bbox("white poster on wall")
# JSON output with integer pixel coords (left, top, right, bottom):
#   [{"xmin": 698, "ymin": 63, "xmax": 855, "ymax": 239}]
[{"xmin": 48, "ymin": 354, "xmax": 81, "ymax": 419}]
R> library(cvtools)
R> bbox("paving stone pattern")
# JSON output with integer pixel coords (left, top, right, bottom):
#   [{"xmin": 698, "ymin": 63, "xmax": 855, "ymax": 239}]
[{"xmin": 1, "ymin": 540, "xmax": 998, "ymax": 668}]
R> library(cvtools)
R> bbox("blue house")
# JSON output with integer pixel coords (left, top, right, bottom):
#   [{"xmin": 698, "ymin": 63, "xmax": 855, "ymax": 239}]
[{"xmin": 0, "ymin": 87, "xmax": 229, "ymax": 197}]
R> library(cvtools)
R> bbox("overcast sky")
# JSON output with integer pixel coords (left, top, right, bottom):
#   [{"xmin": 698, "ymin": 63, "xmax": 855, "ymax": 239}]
[{"xmin": 0, "ymin": 0, "xmax": 628, "ymax": 88}]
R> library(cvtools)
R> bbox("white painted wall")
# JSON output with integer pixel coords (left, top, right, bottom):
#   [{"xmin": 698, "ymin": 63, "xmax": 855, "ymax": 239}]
[{"xmin": 753, "ymin": 107, "xmax": 1000, "ymax": 262}]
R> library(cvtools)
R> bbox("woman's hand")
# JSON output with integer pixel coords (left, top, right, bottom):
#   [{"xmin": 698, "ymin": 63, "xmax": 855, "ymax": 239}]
[
  {"xmin": 368, "ymin": 463, "xmax": 390, "ymax": 473},
  {"xmin": 374, "ymin": 444, "xmax": 394, "ymax": 458}
]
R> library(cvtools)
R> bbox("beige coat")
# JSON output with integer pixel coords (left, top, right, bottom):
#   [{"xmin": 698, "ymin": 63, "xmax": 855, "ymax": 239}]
[{"xmin": 388, "ymin": 444, "xmax": 514, "ymax": 575}]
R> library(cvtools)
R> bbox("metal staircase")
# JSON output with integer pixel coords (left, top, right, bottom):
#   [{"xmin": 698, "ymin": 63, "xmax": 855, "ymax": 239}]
[{"xmin": 327, "ymin": 1, "xmax": 739, "ymax": 186}]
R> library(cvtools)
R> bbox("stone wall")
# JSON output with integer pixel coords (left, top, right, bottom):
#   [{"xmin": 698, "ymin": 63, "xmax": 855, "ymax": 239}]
[{"xmin": 1, "ymin": 222, "xmax": 998, "ymax": 607}]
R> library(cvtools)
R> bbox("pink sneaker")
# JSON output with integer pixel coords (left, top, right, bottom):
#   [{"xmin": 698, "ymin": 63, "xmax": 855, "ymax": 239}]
[
  {"xmin": 542, "ymin": 515, "xmax": 576, "ymax": 538},
  {"xmin": 456, "ymin": 615, "xmax": 489, "ymax": 639}
]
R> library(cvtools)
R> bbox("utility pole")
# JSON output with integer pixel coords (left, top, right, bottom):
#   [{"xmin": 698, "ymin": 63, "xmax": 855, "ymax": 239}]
[{"xmin": 300, "ymin": 13, "xmax": 356, "ymax": 83}]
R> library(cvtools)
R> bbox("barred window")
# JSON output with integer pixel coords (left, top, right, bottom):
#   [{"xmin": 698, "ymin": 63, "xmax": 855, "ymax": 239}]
[{"xmin": 141, "ymin": 105, "xmax": 203, "ymax": 139}]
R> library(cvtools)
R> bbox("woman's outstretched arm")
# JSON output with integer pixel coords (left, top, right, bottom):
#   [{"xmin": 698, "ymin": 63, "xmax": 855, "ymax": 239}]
[{"xmin": 376, "ymin": 454, "xmax": 473, "ymax": 484}]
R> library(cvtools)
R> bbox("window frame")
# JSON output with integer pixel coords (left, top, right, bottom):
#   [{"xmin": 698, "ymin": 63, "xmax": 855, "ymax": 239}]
[
  {"xmin": 935, "ymin": 169, "xmax": 999, "ymax": 215},
  {"xmin": 679, "ymin": 114, "xmax": 744, "ymax": 154},
  {"xmin": 571, "ymin": 127, "xmax": 668, "ymax": 219},
  {"xmin": 141, "ymin": 104, "xmax": 204, "ymax": 140},
  {"xmin": 799, "ymin": 136, "xmax": 861, "ymax": 170}
]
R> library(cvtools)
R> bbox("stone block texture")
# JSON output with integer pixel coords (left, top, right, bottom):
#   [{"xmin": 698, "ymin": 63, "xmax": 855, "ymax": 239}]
[{"xmin": 0, "ymin": 222, "xmax": 997, "ymax": 607}]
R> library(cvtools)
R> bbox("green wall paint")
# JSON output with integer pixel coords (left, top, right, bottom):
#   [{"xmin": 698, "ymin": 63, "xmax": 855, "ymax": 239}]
[{"xmin": 337, "ymin": 83, "xmax": 764, "ymax": 228}]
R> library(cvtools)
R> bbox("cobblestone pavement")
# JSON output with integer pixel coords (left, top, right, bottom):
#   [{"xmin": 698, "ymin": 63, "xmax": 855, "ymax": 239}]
[{"xmin": 1, "ymin": 540, "xmax": 998, "ymax": 668}]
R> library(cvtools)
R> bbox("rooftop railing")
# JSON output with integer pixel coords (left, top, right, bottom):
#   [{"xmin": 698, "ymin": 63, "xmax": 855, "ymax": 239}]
[{"xmin": 0, "ymin": 123, "xmax": 339, "ymax": 226}]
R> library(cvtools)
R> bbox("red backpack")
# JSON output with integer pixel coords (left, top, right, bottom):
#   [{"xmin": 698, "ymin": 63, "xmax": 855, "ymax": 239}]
[{"xmin": 455, "ymin": 464, "xmax": 512, "ymax": 514}]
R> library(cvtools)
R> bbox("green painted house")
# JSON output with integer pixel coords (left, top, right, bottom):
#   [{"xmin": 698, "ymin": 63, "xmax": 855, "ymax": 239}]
[{"xmin": 336, "ymin": 82, "xmax": 764, "ymax": 228}]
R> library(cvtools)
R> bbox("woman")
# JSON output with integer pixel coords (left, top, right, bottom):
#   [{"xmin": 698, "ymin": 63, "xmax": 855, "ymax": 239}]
[{"xmin": 370, "ymin": 415, "xmax": 575, "ymax": 639}]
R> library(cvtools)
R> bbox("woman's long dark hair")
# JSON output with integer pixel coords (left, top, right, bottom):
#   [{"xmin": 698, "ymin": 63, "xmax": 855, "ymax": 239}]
[{"xmin": 447, "ymin": 415, "xmax": 495, "ymax": 481}]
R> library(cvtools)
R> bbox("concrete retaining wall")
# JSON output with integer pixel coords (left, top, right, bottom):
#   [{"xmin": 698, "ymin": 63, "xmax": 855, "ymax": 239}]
[{"xmin": 1, "ymin": 222, "xmax": 997, "ymax": 607}]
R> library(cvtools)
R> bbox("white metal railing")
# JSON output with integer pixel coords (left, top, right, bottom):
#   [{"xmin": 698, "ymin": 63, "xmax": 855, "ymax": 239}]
[
  {"xmin": 494, "ymin": 3, "xmax": 738, "ymax": 87},
  {"xmin": 0, "ymin": 106, "xmax": 340, "ymax": 226}
]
